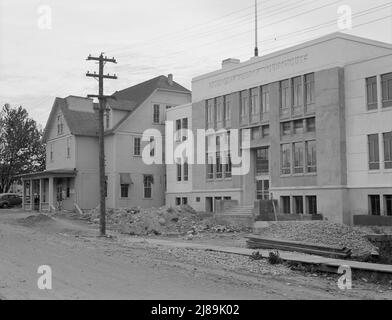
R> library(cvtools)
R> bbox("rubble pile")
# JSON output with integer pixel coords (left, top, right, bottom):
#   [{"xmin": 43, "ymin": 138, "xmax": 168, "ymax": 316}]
[
  {"xmin": 86, "ymin": 205, "xmax": 249, "ymax": 237},
  {"xmin": 257, "ymin": 221, "xmax": 378, "ymax": 259}
]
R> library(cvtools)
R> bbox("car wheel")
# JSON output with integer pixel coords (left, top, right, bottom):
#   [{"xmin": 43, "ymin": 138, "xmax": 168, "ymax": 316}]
[{"xmin": 1, "ymin": 203, "xmax": 8, "ymax": 209}]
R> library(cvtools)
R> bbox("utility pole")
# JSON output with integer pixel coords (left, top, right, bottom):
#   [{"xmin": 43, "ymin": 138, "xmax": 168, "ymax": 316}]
[{"xmin": 86, "ymin": 53, "xmax": 117, "ymax": 237}]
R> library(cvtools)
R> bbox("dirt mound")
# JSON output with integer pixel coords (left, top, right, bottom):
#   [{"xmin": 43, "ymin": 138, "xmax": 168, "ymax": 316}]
[
  {"xmin": 85, "ymin": 205, "xmax": 249, "ymax": 237},
  {"xmin": 257, "ymin": 221, "xmax": 377, "ymax": 259},
  {"xmin": 18, "ymin": 214, "xmax": 54, "ymax": 226}
]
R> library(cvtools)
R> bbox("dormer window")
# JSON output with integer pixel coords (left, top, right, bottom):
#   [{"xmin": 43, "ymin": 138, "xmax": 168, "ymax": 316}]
[{"xmin": 57, "ymin": 114, "xmax": 64, "ymax": 135}]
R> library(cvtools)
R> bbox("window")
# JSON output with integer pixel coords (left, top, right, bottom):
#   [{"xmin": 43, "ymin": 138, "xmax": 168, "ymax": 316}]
[
  {"xmin": 153, "ymin": 104, "xmax": 160, "ymax": 124},
  {"xmin": 381, "ymin": 72, "xmax": 392, "ymax": 108},
  {"xmin": 105, "ymin": 111, "xmax": 110, "ymax": 128},
  {"xmin": 292, "ymin": 76, "xmax": 303, "ymax": 107},
  {"xmin": 66, "ymin": 137, "xmax": 71, "ymax": 159},
  {"xmin": 207, "ymin": 99, "xmax": 214, "ymax": 127},
  {"xmin": 240, "ymin": 90, "xmax": 248, "ymax": 118},
  {"xmin": 207, "ymin": 154, "xmax": 214, "ymax": 180},
  {"xmin": 293, "ymin": 119, "xmax": 304, "ymax": 135},
  {"xmin": 184, "ymin": 159, "xmax": 189, "ymax": 181},
  {"xmin": 256, "ymin": 147, "xmax": 269, "ymax": 175},
  {"xmin": 121, "ymin": 184, "xmax": 129, "ymax": 198},
  {"xmin": 182, "ymin": 197, "xmax": 188, "ymax": 205},
  {"xmin": 57, "ymin": 114, "xmax": 63, "ymax": 135},
  {"xmin": 166, "ymin": 105, "xmax": 172, "ymax": 109},
  {"xmin": 366, "ymin": 76, "xmax": 378, "ymax": 110},
  {"xmin": 143, "ymin": 175, "xmax": 153, "ymax": 199},
  {"xmin": 383, "ymin": 132, "xmax": 392, "ymax": 169},
  {"xmin": 256, "ymin": 180, "xmax": 269, "ymax": 200},
  {"xmin": 261, "ymin": 85, "xmax": 270, "ymax": 113},
  {"xmin": 306, "ymin": 196, "xmax": 317, "ymax": 215},
  {"xmin": 281, "ymin": 196, "xmax": 290, "ymax": 214},
  {"xmin": 369, "ymin": 195, "xmax": 381, "ymax": 216},
  {"xmin": 251, "ymin": 127, "xmax": 260, "ymax": 140},
  {"xmin": 293, "ymin": 142, "xmax": 304, "ymax": 174},
  {"xmin": 306, "ymin": 140, "xmax": 317, "ymax": 173},
  {"xmin": 216, "ymin": 152, "xmax": 223, "ymax": 179},
  {"xmin": 294, "ymin": 196, "xmax": 303, "ymax": 214},
  {"xmin": 216, "ymin": 97, "xmax": 223, "ymax": 123},
  {"xmin": 250, "ymin": 88, "xmax": 259, "ymax": 117},
  {"xmin": 280, "ymin": 79, "xmax": 290, "ymax": 113},
  {"xmin": 175, "ymin": 197, "xmax": 181, "ymax": 206},
  {"xmin": 224, "ymin": 95, "xmax": 231, "ymax": 123},
  {"xmin": 262, "ymin": 125, "xmax": 269, "ymax": 138},
  {"xmin": 176, "ymin": 159, "xmax": 182, "ymax": 182},
  {"xmin": 225, "ymin": 152, "xmax": 232, "ymax": 178},
  {"xmin": 182, "ymin": 118, "xmax": 188, "ymax": 141},
  {"xmin": 196, "ymin": 197, "xmax": 201, "ymax": 202},
  {"xmin": 368, "ymin": 134, "xmax": 380, "ymax": 170},
  {"xmin": 305, "ymin": 73, "xmax": 315, "ymax": 105},
  {"xmin": 385, "ymin": 195, "xmax": 392, "ymax": 216},
  {"xmin": 134, "ymin": 137, "xmax": 141, "ymax": 156},
  {"xmin": 306, "ymin": 117, "xmax": 316, "ymax": 132},
  {"xmin": 281, "ymin": 122, "xmax": 291, "ymax": 136},
  {"xmin": 150, "ymin": 137, "xmax": 155, "ymax": 157},
  {"xmin": 281, "ymin": 144, "xmax": 291, "ymax": 175},
  {"xmin": 176, "ymin": 119, "xmax": 181, "ymax": 141}
]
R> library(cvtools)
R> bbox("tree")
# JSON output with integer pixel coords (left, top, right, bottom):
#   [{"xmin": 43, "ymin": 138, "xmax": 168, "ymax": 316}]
[{"xmin": 0, "ymin": 104, "xmax": 46, "ymax": 193}]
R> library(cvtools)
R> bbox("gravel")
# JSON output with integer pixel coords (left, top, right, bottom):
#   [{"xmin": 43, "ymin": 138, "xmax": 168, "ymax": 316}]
[{"xmin": 256, "ymin": 221, "xmax": 378, "ymax": 259}]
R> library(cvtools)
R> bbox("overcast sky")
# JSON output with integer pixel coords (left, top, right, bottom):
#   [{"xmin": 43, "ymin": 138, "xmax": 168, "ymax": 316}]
[{"xmin": 1, "ymin": 0, "xmax": 392, "ymax": 126}]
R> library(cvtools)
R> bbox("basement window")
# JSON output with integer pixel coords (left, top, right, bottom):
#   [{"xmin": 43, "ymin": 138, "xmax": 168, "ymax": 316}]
[{"xmin": 369, "ymin": 195, "xmax": 381, "ymax": 216}]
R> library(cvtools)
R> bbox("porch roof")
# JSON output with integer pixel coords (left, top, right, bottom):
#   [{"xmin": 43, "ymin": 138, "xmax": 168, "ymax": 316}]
[{"xmin": 20, "ymin": 169, "xmax": 77, "ymax": 180}]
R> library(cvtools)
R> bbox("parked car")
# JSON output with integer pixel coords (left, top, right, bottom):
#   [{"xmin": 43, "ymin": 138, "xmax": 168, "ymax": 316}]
[{"xmin": 0, "ymin": 193, "xmax": 22, "ymax": 208}]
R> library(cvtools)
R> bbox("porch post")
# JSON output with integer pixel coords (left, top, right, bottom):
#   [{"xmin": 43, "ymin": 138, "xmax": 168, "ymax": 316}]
[
  {"xmin": 48, "ymin": 177, "xmax": 54, "ymax": 212},
  {"xmin": 30, "ymin": 179, "xmax": 33, "ymax": 211},
  {"xmin": 39, "ymin": 179, "xmax": 42, "ymax": 212}
]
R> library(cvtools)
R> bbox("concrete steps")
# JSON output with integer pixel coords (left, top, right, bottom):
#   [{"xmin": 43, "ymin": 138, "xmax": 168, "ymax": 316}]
[{"xmin": 215, "ymin": 205, "xmax": 254, "ymax": 227}]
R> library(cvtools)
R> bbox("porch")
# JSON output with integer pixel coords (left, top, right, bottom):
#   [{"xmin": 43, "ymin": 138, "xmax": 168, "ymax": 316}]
[{"xmin": 20, "ymin": 169, "xmax": 77, "ymax": 213}]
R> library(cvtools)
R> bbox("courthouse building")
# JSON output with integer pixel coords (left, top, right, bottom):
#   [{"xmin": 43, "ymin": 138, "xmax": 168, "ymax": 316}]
[{"xmin": 167, "ymin": 32, "xmax": 392, "ymax": 225}]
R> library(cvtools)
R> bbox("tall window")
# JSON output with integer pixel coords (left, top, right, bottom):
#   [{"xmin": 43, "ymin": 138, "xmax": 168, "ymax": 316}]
[
  {"xmin": 224, "ymin": 95, "xmax": 231, "ymax": 123},
  {"xmin": 293, "ymin": 119, "xmax": 304, "ymax": 135},
  {"xmin": 57, "ymin": 114, "xmax": 63, "ymax": 135},
  {"xmin": 294, "ymin": 196, "xmax": 303, "ymax": 214},
  {"xmin": 366, "ymin": 76, "xmax": 378, "ymax": 110},
  {"xmin": 207, "ymin": 99, "xmax": 214, "ymax": 127},
  {"xmin": 50, "ymin": 144, "xmax": 54, "ymax": 162},
  {"xmin": 184, "ymin": 159, "xmax": 189, "ymax": 181},
  {"xmin": 292, "ymin": 76, "xmax": 303, "ymax": 107},
  {"xmin": 369, "ymin": 195, "xmax": 381, "ymax": 216},
  {"xmin": 304, "ymin": 73, "xmax": 315, "ymax": 106},
  {"xmin": 153, "ymin": 104, "xmax": 160, "ymax": 124},
  {"xmin": 280, "ymin": 79, "xmax": 290, "ymax": 114},
  {"xmin": 368, "ymin": 134, "xmax": 380, "ymax": 170},
  {"xmin": 281, "ymin": 122, "xmax": 291, "ymax": 137},
  {"xmin": 207, "ymin": 154, "xmax": 214, "ymax": 180},
  {"xmin": 143, "ymin": 175, "xmax": 153, "ymax": 199},
  {"xmin": 216, "ymin": 97, "xmax": 223, "ymax": 124},
  {"xmin": 281, "ymin": 144, "xmax": 291, "ymax": 175},
  {"xmin": 250, "ymin": 88, "xmax": 260, "ymax": 117},
  {"xmin": 381, "ymin": 72, "xmax": 392, "ymax": 108},
  {"xmin": 385, "ymin": 195, "xmax": 392, "ymax": 216},
  {"xmin": 281, "ymin": 196, "xmax": 291, "ymax": 214},
  {"xmin": 306, "ymin": 117, "xmax": 316, "ymax": 132},
  {"xmin": 262, "ymin": 125, "xmax": 269, "ymax": 138},
  {"xmin": 240, "ymin": 90, "xmax": 249, "ymax": 118},
  {"xmin": 306, "ymin": 196, "xmax": 317, "ymax": 215},
  {"xmin": 182, "ymin": 118, "xmax": 188, "ymax": 141},
  {"xmin": 256, "ymin": 147, "xmax": 269, "ymax": 175},
  {"xmin": 225, "ymin": 152, "xmax": 232, "ymax": 178},
  {"xmin": 293, "ymin": 142, "xmax": 304, "ymax": 174},
  {"xmin": 306, "ymin": 140, "xmax": 317, "ymax": 173},
  {"xmin": 175, "ymin": 119, "xmax": 181, "ymax": 142},
  {"xmin": 134, "ymin": 137, "xmax": 141, "ymax": 156},
  {"xmin": 176, "ymin": 159, "xmax": 182, "ymax": 182},
  {"xmin": 261, "ymin": 85, "xmax": 270, "ymax": 113},
  {"xmin": 383, "ymin": 132, "xmax": 392, "ymax": 169},
  {"xmin": 216, "ymin": 152, "xmax": 223, "ymax": 179},
  {"xmin": 149, "ymin": 137, "xmax": 155, "ymax": 156}
]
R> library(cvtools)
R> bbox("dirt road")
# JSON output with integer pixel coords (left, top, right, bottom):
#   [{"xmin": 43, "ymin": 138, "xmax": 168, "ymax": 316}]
[{"xmin": 0, "ymin": 209, "xmax": 391, "ymax": 300}]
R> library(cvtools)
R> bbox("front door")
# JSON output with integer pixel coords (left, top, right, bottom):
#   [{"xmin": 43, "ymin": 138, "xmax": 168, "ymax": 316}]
[{"xmin": 256, "ymin": 180, "xmax": 269, "ymax": 200}]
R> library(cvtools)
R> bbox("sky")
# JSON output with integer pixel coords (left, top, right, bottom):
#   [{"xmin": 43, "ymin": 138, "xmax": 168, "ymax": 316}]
[{"xmin": 1, "ymin": 0, "xmax": 392, "ymax": 127}]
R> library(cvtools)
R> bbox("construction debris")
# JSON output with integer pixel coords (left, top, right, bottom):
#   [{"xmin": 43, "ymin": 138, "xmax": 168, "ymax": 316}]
[
  {"xmin": 246, "ymin": 236, "xmax": 352, "ymax": 259},
  {"xmin": 254, "ymin": 221, "xmax": 377, "ymax": 259},
  {"xmin": 85, "ymin": 205, "xmax": 250, "ymax": 237},
  {"xmin": 18, "ymin": 214, "xmax": 54, "ymax": 226}
]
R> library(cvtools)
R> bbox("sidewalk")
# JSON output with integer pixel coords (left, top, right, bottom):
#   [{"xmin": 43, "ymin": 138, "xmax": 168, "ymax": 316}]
[{"xmin": 123, "ymin": 237, "xmax": 392, "ymax": 275}]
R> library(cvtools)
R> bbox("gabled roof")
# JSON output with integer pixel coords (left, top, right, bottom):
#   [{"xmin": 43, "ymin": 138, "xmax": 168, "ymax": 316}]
[
  {"xmin": 42, "ymin": 97, "xmax": 99, "ymax": 143},
  {"xmin": 111, "ymin": 75, "xmax": 190, "ymax": 112}
]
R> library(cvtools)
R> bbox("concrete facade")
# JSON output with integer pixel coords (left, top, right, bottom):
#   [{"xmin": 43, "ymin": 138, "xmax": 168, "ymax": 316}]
[{"xmin": 169, "ymin": 33, "xmax": 392, "ymax": 224}]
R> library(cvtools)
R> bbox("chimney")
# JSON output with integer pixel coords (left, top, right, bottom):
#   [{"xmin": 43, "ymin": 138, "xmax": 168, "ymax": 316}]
[
  {"xmin": 168, "ymin": 74, "xmax": 173, "ymax": 86},
  {"xmin": 222, "ymin": 58, "xmax": 240, "ymax": 69}
]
